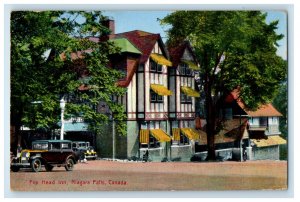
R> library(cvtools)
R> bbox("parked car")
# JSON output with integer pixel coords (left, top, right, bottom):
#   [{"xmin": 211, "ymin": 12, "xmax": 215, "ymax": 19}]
[
  {"xmin": 10, "ymin": 140, "xmax": 79, "ymax": 172},
  {"xmin": 72, "ymin": 141, "xmax": 97, "ymax": 160},
  {"xmin": 85, "ymin": 146, "xmax": 98, "ymax": 160}
]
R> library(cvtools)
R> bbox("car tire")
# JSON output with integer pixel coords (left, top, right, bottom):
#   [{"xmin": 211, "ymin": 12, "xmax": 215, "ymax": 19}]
[
  {"xmin": 31, "ymin": 158, "xmax": 42, "ymax": 172},
  {"xmin": 65, "ymin": 158, "xmax": 74, "ymax": 171},
  {"xmin": 11, "ymin": 166, "xmax": 20, "ymax": 172},
  {"xmin": 45, "ymin": 164, "xmax": 54, "ymax": 172}
]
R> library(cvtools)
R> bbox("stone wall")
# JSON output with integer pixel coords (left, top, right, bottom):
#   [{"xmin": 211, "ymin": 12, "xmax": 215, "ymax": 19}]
[
  {"xmin": 251, "ymin": 145, "xmax": 280, "ymax": 160},
  {"xmin": 140, "ymin": 142, "xmax": 169, "ymax": 162},
  {"xmin": 170, "ymin": 145, "xmax": 193, "ymax": 161}
]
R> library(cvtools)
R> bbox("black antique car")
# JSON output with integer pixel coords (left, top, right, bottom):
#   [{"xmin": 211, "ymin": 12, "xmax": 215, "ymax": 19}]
[
  {"xmin": 11, "ymin": 140, "xmax": 79, "ymax": 172},
  {"xmin": 72, "ymin": 141, "xmax": 98, "ymax": 160}
]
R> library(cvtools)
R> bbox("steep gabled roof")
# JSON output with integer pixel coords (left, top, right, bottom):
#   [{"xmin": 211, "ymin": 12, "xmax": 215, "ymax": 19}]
[
  {"xmin": 167, "ymin": 41, "xmax": 198, "ymax": 67},
  {"xmin": 226, "ymin": 89, "xmax": 283, "ymax": 117},
  {"xmin": 88, "ymin": 30, "xmax": 169, "ymax": 87}
]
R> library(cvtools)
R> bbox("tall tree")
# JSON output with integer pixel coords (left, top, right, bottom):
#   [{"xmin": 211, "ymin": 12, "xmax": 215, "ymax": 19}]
[
  {"xmin": 11, "ymin": 11, "xmax": 126, "ymax": 147},
  {"xmin": 161, "ymin": 11, "xmax": 286, "ymax": 160}
]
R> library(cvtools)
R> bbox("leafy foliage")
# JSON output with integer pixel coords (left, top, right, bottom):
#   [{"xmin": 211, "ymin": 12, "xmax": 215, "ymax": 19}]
[
  {"xmin": 11, "ymin": 11, "xmax": 126, "ymax": 136},
  {"xmin": 161, "ymin": 11, "xmax": 286, "ymax": 159}
]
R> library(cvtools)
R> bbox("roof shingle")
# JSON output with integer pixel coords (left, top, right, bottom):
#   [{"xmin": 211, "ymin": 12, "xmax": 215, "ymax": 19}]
[{"xmin": 226, "ymin": 89, "xmax": 283, "ymax": 117}]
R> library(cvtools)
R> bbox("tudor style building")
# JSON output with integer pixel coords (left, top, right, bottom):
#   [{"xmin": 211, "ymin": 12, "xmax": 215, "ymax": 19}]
[
  {"xmin": 62, "ymin": 19, "xmax": 286, "ymax": 162},
  {"xmin": 92, "ymin": 20, "xmax": 200, "ymax": 161}
]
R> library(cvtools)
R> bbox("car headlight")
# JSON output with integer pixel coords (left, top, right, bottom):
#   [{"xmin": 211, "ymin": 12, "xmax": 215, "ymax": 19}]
[{"xmin": 26, "ymin": 152, "xmax": 30, "ymax": 158}]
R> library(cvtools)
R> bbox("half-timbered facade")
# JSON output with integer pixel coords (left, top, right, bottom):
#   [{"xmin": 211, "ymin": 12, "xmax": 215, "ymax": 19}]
[
  {"xmin": 100, "ymin": 27, "xmax": 173, "ymax": 161},
  {"xmin": 95, "ymin": 20, "xmax": 201, "ymax": 161},
  {"xmin": 167, "ymin": 42, "xmax": 200, "ymax": 160}
]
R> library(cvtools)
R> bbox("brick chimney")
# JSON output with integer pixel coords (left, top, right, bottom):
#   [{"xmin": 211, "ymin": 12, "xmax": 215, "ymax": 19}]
[{"xmin": 102, "ymin": 19, "xmax": 115, "ymax": 35}]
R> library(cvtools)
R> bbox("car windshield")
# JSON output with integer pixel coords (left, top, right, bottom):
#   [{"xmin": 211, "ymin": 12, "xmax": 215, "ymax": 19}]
[
  {"xmin": 78, "ymin": 143, "xmax": 85, "ymax": 147},
  {"xmin": 32, "ymin": 143, "xmax": 48, "ymax": 150}
]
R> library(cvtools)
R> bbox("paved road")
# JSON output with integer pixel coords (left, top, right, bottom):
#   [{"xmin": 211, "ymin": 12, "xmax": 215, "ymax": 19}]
[{"xmin": 10, "ymin": 160, "xmax": 287, "ymax": 191}]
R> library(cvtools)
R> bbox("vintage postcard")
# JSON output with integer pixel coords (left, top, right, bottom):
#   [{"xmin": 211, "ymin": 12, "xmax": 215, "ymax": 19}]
[{"xmin": 6, "ymin": 5, "xmax": 291, "ymax": 197}]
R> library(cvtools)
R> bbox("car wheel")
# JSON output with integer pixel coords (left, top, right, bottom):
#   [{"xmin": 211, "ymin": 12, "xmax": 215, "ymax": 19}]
[
  {"xmin": 65, "ymin": 158, "xmax": 74, "ymax": 171},
  {"xmin": 31, "ymin": 158, "xmax": 42, "ymax": 172},
  {"xmin": 11, "ymin": 166, "xmax": 20, "ymax": 172},
  {"xmin": 45, "ymin": 164, "xmax": 54, "ymax": 172}
]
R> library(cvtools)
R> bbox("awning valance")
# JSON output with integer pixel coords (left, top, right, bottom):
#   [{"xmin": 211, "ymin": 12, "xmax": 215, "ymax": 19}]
[
  {"xmin": 150, "ymin": 53, "xmax": 172, "ymax": 67},
  {"xmin": 172, "ymin": 128, "xmax": 181, "ymax": 141},
  {"xmin": 140, "ymin": 129, "xmax": 150, "ymax": 144},
  {"xmin": 150, "ymin": 129, "xmax": 171, "ymax": 142},
  {"xmin": 181, "ymin": 128, "xmax": 200, "ymax": 140},
  {"xmin": 181, "ymin": 86, "xmax": 200, "ymax": 97},
  {"xmin": 252, "ymin": 135, "xmax": 287, "ymax": 147},
  {"xmin": 151, "ymin": 84, "xmax": 173, "ymax": 96},
  {"xmin": 182, "ymin": 59, "xmax": 200, "ymax": 71}
]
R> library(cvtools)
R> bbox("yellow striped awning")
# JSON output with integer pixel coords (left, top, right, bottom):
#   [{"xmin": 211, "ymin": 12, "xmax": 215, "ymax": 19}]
[
  {"xmin": 140, "ymin": 129, "xmax": 150, "ymax": 144},
  {"xmin": 172, "ymin": 128, "xmax": 181, "ymax": 141},
  {"xmin": 150, "ymin": 53, "xmax": 172, "ymax": 67},
  {"xmin": 181, "ymin": 128, "xmax": 200, "ymax": 140},
  {"xmin": 150, "ymin": 129, "xmax": 171, "ymax": 142},
  {"xmin": 252, "ymin": 135, "xmax": 287, "ymax": 147},
  {"xmin": 182, "ymin": 60, "xmax": 200, "ymax": 71},
  {"xmin": 151, "ymin": 84, "xmax": 173, "ymax": 96},
  {"xmin": 181, "ymin": 86, "xmax": 200, "ymax": 97}
]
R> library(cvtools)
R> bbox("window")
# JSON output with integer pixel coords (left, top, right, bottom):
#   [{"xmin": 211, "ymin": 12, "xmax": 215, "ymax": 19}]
[
  {"xmin": 149, "ymin": 136, "xmax": 160, "ymax": 148},
  {"xmin": 138, "ymin": 64, "xmax": 144, "ymax": 72},
  {"xmin": 149, "ymin": 121, "xmax": 155, "ymax": 129},
  {"xmin": 179, "ymin": 63, "xmax": 192, "ymax": 76},
  {"xmin": 269, "ymin": 117, "xmax": 278, "ymax": 125},
  {"xmin": 180, "ymin": 133, "xmax": 189, "ymax": 145},
  {"xmin": 157, "ymin": 95, "xmax": 163, "ymax": 102},
  {"xmin": 61, "ymin": 143, "xmax": 71, "ymax": 149},
  {"xmin": 150, "ymin": 59, "xmax": 163, "ymax": 73},
  {"xmin": 180, "ymin": 94, "xmax": 192, "ymax": 104},
  {"xmin": 224, "ymin": 108, "xmax": 233, "ymax": 120},
  {"xmin": 50, "ymin": 142, "xmax": 61, "ymax": 150},
  {"xmin": 32, "ymin": 143, "xmax": 48, "ymax": 150},
  {"xmin": 150, "ymin": 90, "xmax": 163, "ymax": 103},
  {"xmin": 259, "ymin": 117, "xmax": 268, "ymax": 127}
]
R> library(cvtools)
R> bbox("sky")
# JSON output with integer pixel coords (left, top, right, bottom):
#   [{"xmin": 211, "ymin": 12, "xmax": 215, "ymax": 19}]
[{"xmin": 103, "ymin": 11, "xmax": 287, "ymax": 60}]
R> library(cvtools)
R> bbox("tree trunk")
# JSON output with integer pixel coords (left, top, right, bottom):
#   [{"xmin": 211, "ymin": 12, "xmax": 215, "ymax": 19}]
[{"xmin": 205, "ymin": 82, "xmax": 216, "ymax": 160}]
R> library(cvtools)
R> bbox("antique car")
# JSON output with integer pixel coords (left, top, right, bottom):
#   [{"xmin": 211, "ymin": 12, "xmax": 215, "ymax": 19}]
[
  {"xmin": 72, "ymin": 141, "xmax": 98, "ymax": 160},
  {"xmin": 84, "ymin": 146, "xmax": 98, "ymax": 160},
  {"xmin": 10, "ymin": 140, "xmax": 79, "ymax": 172}
]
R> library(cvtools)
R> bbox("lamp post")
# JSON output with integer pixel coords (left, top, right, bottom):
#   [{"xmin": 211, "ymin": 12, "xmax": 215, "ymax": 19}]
[
  {"xmin": 60, "ymin": 97, "xmax": 66, "ymax": 140},
  {"xmin": 112, "ymin": 117, "xmax": 115, "ymax": 161}
]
